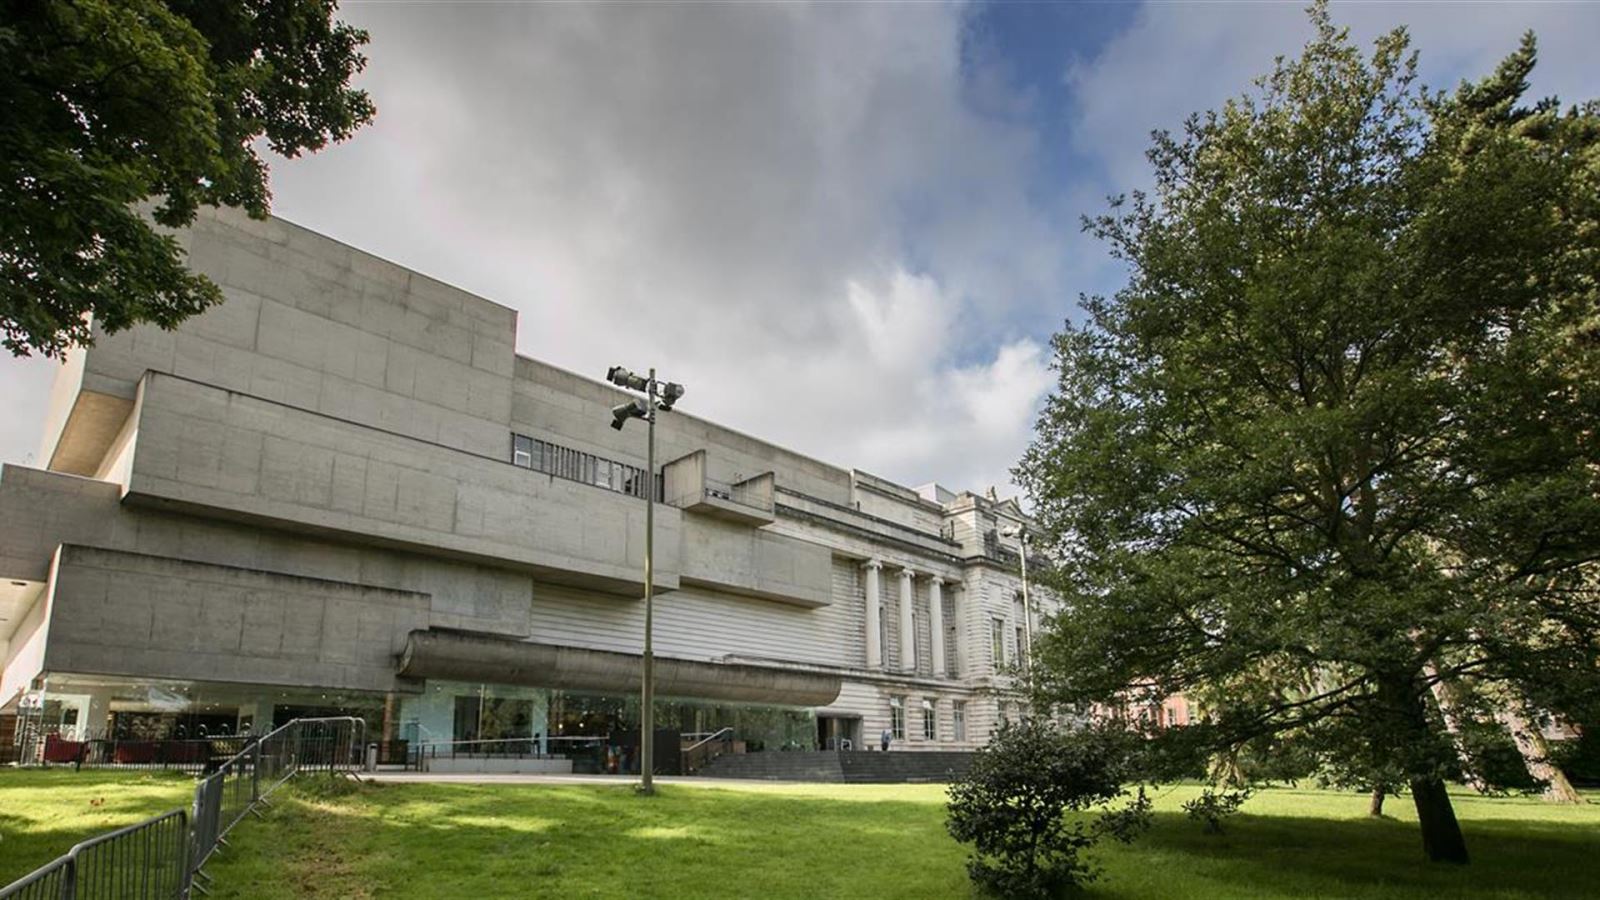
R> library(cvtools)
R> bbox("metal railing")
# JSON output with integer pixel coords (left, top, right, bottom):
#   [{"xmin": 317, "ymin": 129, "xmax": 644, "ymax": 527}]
[
  {"xmin": 42, "ymin": 736, "xmax": 254, "ymax": 774},
  {"xmin": 702, "ymin": 478, "xmax": 772, "ymax": 514},
  {"xmin": 0, "ymin": 810, "xmax": 189, "ymax": 900},
  {"xmin": 680, "ymin": 727, "xmax": 734, "ymax": 775},
  {"xmin": 190, "ymin": 717, "xmax": 364, "ymax": 877},
  {"xmin": 0, "ymin": 717, "xmax": 364, "ymax": 900},
  {"xmin": 405, "ymin": 736, "xmax": 558, "ymax": 771}
]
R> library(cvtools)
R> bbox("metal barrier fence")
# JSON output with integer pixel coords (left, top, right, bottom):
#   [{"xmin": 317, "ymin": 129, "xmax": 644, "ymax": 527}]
[
  {"xmin": 0, "ymin": 811, "xmax": 188, "ymax": 900},
  {"xmin": 38, "ymin": 737, "xmax": 253, "ymax": 774},
  {"xmin": 405, "ymin": 736, "xmax": 557, "ymax": 770},
  {"xmin": 189, "ymin": 718, "xmax": 364, "ymax": 877},
  {"xmin": 0, "ymin": 718, "xmax": 364, "ymax": 900}
]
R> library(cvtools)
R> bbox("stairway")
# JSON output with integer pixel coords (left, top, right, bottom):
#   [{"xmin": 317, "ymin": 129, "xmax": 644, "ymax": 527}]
[
  {"xmin": 696, "ymin": 749, "xmax": 973, "ymax": 783},
  {"xmin": 696, "ymin": 750, "xmax": 844, "ymax": 781},
  {"xmin": 839, "ymin": 750, "xmax": 973, "ymax": 783}
]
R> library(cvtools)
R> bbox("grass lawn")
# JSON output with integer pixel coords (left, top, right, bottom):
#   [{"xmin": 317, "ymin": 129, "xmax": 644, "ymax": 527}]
[
  {"xmin": 197, "ymin": 779, "xmax": 1600, "ymax": 899},
  {"xmin": 0, "ymin": 768, "xmax": 197, "ymax": 885}
]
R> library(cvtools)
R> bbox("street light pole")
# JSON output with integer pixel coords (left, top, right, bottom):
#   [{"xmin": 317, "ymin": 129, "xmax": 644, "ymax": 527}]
[
  {"xmin": 1017, "ymin": 530, "xmax": 1033, "ymax": 657},
  {"xmin": 1003, "ymin": 526, "xmax": 1034, "ymax": 677},
  {"xmin": 605, "ymin": 365, "xmax": 683, "ymax": 797},
  {"xmin": 640, "ymin": 368, "xmax": 656, "ymax": 796}
]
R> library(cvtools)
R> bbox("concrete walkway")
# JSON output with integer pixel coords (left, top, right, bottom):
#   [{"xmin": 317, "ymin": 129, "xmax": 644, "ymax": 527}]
[{"xmin": 360, "ymin": 771, "xmax": 812, "ymax": 788}]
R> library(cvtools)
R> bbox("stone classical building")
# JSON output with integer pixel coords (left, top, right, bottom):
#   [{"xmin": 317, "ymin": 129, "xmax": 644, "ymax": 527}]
[{"xmin": 0, "ymin": 209, "xmax": 1050, "ymax": 770}]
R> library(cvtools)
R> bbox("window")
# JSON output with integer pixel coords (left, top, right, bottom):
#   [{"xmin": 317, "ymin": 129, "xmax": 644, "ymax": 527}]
[
  {"xmin": 452, "ymin": 693, "xmax": 534, "ymax": 745},
  {"xmin": 952, "ymin": 701, "xmax": 967, "ymax": 742},
  {"xmin": 997, "ymin": 701, "xmax": 1011, "ymax": 726},
  {"xmin": 1016, "ymin": 626, "xmax": 1028, "ymax": 672},
  {"xmin": 922, "ymin": 699, "xmax": 937, "ymax": 741},
  {"xmin": 509, "ymin": 433, "xmax": 652, "ymax": 500},
  {"xmin": 991, "ymin": 618, "xmax": 1006, "ymax": 667},
  {"xmin": 889, "ymin": 695, "xmax": 906, "ymax": 741}
]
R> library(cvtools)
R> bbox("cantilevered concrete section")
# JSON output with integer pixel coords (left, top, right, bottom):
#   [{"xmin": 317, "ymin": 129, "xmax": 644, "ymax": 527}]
[
  {"xmin": 397, "ymin": 631, "xmax": 842, "ymax": 707},
  {"xmin": 0, "ymin": 207, "xmax": 1054, "ymax": 764}
]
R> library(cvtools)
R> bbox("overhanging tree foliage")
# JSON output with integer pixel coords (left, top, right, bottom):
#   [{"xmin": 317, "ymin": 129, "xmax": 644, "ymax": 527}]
[
  {"xmin": 1, "ymin": 0, "xmax": 375, "ymax": 357},
  {"xmin": 1020, "ymin": 5, "xmax": 1599, "ymax": 865}
]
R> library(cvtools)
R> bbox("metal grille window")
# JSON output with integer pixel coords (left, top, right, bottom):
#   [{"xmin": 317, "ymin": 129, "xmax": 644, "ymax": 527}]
[
  {"xmin": 922, "ymin": 699, "xmax": 936, "ymax": 741},
  {"xmin": 889, "ymin": 695, "xmax": 906, "ymax": 741},
  {"xmin": 952, "ymin": 701, "xmax": 967, "ymax": 742},
  {"xmin": 510, "ymin": 433, "xmax": 653, "ymax": 500}
]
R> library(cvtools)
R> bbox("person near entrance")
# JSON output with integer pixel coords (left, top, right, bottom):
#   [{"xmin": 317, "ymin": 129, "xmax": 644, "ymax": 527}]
[{"xmin": 881, "ymin": 728, "xmax": 892, "ymax": 752}]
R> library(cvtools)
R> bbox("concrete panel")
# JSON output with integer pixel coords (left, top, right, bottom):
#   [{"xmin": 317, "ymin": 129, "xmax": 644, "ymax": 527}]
[
  {"xmin": 41, "ymin": 546, "xmax": 429, "ymax": 693},
  {"xmin": 679, "ymin": 517, "xmax": 831, "ymax": 608},
  {"xmin": 398, "ymin": 630, "xmax": 842, "ymax": 706},
  {"xmin": 125, "ymin": 373, "xmax": 681, "ymax": 596}
]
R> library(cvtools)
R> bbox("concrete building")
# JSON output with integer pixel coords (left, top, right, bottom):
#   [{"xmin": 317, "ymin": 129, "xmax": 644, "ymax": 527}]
[{"xmin": 0, "ymin": 208, "xmax": 1051, "ymax": 771}]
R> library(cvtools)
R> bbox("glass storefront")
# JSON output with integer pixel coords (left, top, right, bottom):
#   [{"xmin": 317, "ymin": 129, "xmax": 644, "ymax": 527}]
[
  {"xmin": 20, "ymin": 674, "xmax": 384, "ymax": 741},
  {"xmin": 14, "ymin": 674, "xmax": 817, "ymax": 774},
  {"xmin": 399, "ymin": 681, "xmax": 817, "ymax": 774}
]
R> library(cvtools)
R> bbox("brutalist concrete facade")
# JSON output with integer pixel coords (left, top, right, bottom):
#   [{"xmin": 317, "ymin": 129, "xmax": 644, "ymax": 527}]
[{"xmin": 0, "ymin": 208, "xmax": 1051, "ymax": 757}]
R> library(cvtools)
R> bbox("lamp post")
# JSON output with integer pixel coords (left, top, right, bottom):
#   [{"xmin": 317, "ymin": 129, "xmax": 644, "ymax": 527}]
[
  {"xmin": 1002, "ymin": 526, "xmax": 1033, "ymax": 673},
  {"xmin": 606, "ymin": 365, "xmax": 685, "ymax": 796}
]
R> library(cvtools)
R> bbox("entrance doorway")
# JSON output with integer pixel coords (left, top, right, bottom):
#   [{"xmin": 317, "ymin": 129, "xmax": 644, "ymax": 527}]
[{"xmin": 817, "ymin": 715, "xmax": 860, "ymax": 751}]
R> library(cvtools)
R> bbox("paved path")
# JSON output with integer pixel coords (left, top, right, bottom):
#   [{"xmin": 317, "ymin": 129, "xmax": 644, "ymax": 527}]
[{"xmin": 360, "ymin": 771, "xmax": 807, "ymax": 788}]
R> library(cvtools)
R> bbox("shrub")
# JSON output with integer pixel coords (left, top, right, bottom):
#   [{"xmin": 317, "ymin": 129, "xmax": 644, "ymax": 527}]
[
  {"xmin": 946, "ymin": 719, "xmax": 1148, "ymax": 898},
  {"xmin": 1182, "ymin": 787, "xmax": 1252, "ymax": 833}
]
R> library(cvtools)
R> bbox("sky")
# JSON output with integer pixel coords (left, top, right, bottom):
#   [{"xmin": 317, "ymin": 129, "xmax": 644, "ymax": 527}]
[{"xmin": 4, "ymin": 0, "xmax": 1598, "ymax": 499}]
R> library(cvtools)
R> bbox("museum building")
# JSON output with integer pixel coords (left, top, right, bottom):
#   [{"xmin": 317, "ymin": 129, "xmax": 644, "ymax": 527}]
[{"xmin": 0, "ymin": 208, "xmax": 1049, "ymax": 771}]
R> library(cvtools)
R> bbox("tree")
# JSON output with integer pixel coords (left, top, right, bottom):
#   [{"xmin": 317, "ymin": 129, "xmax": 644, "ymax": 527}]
[
  {"xmin": 1, "ymin": 0, "xmax": 374, "ymax": 357},
  {"xmin": 1020, "ymin": 4, "xmax": 1600, "ymax": 865},
  {"xmin": 946, "ymin": 718, "xmax": 1149, "ymax": 898}
]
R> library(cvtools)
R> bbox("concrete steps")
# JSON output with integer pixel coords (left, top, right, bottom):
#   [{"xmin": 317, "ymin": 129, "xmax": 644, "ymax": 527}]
[
  {"xmin": 697, "ymin": 750, "xmax": 844, "ymax": 781},
  {"xmin": 697, "ymin": 750, "xmax": 973, "ymax": 783}
]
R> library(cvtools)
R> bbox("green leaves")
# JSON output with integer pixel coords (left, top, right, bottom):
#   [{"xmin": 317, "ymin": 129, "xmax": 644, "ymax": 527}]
[
  {"xmin": 946, "ymin": 719, "xmax": 1149, "ymax": 897},
  {"xmin": 1, "ymin": 0, "xmax": 374, "ymax": 357},
  {"xmin": 1022, "ymin": 0, "xmax": 1600, "ymax": 844}
]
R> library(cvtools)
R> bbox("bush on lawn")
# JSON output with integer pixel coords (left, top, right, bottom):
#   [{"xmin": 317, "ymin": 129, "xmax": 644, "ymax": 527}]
[
  {"xmin": 1183, "ymin": 786, "xmax": 1252, "ymax": 833},
  {"xmin": 947, "ymin": 719, "xmax": 1150, "ymax": 898}
]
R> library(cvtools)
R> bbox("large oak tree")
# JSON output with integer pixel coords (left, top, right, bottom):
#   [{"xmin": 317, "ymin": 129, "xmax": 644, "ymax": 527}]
[
  {"xmin": 1021, "ymin": 6, "xmax": 1599, "ymax": 864},
  {"xmin": 1, "ymin": 0, "xmax": 374, "ymax": 357}
]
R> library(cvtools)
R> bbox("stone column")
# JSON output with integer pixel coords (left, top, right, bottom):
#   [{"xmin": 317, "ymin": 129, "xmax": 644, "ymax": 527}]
[
  {"xmin": 951, "ymin": 582, "xmax": 967, "ymax": 677},
  {"xmin": 864, "ymin": 559, "xmax": 883, "ymax": 669},
  {"xmin": 84, "ymin": 690, "xmax": 114, "ymax": 739},
  {"xmin": 929, "ymin": 576, "xmax": 946, "ymax": 677},
  {"xmin": 899, "ymin": 568, "xmax": 917, "ymax": 673}
]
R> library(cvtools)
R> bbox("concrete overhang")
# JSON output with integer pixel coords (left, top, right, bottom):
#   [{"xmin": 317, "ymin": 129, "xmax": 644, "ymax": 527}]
[{"xmin": 396, "ymin": 630, "xmax": 842, "ymax": 707}]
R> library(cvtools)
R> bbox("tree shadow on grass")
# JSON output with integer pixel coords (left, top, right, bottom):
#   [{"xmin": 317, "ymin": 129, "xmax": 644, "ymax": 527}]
[{"xmin": 1091, "ymin": 810, "xmax": 1600, "ymax": 900}]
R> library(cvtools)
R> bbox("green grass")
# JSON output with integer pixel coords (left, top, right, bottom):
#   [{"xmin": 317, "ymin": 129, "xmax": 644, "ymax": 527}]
[
  {"xmin": 2, "ymin": 771, "xmax": 1594, "ymax": 898},
  {"xmin": 0, "ymin": 768, "xmax": 196, "ymax": 885},
  {"xmin": 198, "ymin": 779, "xmax": 1600, "ymax": 899}
]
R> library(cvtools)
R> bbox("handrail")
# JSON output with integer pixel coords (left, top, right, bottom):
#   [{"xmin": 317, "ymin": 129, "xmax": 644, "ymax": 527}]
[
  {"xmin": 682, "ymin": 727, "xmax": 734, "ymax": 754},
  {"xmin": 409, "ymin": 737, "xmax": 546, "ymax": 750},
  {"xmin": 680, "ymin": 727, "xmax": 736, "ymax": 776}
]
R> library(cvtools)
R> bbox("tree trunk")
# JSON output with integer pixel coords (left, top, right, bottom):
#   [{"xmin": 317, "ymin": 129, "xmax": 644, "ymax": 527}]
[
  {"xmin": 1369, "ymin": 786, "xmax": 1386, "ymax": 817},
  {"xmin": 1498, "ymin": 703, "xmax": 1584, "ymax": 804},
  {"xmin": 1410, "ymin": 777, "xmax": 1470, "ymax": 864},
  {"xmin": 1381, "ymin": 671, "xmax": 1471, "ymax": 863},
  {"xmin": 1424, "ymin": 663, "xmax": 1487, "ymax": 793},
  {"xmin": 1209, "ymin": 747, "xmax": 1245, "ymax": 788}
]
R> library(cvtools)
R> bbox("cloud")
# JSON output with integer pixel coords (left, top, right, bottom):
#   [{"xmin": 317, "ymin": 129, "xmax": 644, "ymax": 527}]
[
  {"xmin": 1065, "ymin": 1, "xmax": 1600, "ymax": 195},
  {"xmin": 2, "ymin": 2, "xmax": 1065, "ymax": 496},
  {"xmin": 4, "ymin": 1, "xmax": 1596, "ymax": 500},
  {"xmin": 242, "ymin": 2, "xmax": 1064, "ymax": 497}
]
